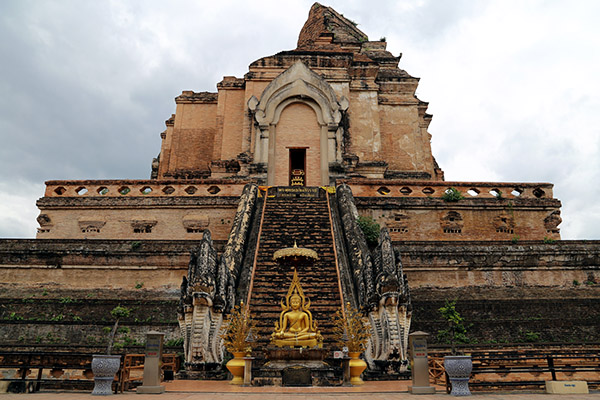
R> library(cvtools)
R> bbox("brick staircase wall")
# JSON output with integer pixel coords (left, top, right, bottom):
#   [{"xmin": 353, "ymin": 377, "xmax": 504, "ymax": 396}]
[{"xmin": 247, "ymin": 192, "xmax": 343, "ymax": 349}]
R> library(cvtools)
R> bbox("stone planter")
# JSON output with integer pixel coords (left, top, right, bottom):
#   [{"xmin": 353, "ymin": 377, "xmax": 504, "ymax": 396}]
[
  {"xmin": 444, "ymin": 355, "xmax": 472, "ymax": 396},
  {"xmin": 225, "ymin": 351, "xmax": 246, "ymax": 385},
  {"xmin": 348, "ymin": 352, "xmax": 367, "ymax": 385},
  {"xmin": 91, "ymin": 355, "xmax": 121, "ymax": 395}
]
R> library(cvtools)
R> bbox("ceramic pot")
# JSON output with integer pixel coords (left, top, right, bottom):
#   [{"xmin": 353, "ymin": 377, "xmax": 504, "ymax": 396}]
[
  {"xmin": 348, "ymin": 352, "xmax": 367, "ymax": 385},
  {"xmin": 444, "ymin": 355, "xmax": 472, "ymax": 396},
  {"xmin": 91, "ymin": 354, "xmax": 121, "ymax": 395},
  {"xmin": 226, "ymin": 352, "xmax": 246, "ymax": 385}
]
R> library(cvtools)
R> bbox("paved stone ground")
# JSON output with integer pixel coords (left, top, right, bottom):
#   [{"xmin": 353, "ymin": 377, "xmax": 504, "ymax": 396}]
[
  {"xmin": 1, "ymin": 380, "xmax": 598, "ymax": 400},
  {"xmin": 1, "ymin": 391, "xmax": 599, "ymax": 399}
]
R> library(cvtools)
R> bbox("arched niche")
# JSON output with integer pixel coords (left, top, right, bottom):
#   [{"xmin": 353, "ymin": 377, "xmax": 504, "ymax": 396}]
[{"xmin": 248, "ymin": 61, "xmax": 348, "ymax": 186}]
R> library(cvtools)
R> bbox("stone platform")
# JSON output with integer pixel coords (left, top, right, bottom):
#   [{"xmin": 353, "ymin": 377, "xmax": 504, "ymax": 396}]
[
  {"xmin": 2, "ymin": 380, "xmax": 599, "ymax": 400},
  {"xmin": 254, "ymin": 347, "xmax": 337, "ymax": 386}
]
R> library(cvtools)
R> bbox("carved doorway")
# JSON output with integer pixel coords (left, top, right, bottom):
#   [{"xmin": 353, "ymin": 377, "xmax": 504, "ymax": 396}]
[{"xmin": 289, "ymin": 148, "xmax": 306, "ymax": 186}]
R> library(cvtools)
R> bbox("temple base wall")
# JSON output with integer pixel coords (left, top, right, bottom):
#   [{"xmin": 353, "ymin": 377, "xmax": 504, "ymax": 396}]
[
  {"xmin": 1, "ymin": 240, "xmax": 597, "ymax": 291},
  {"xmin": 1, "ymin": 239, "xmax": 598, "ymax": 349}
]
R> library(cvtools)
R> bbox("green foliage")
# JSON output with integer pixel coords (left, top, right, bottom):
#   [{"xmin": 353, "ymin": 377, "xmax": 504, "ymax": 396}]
[
  {"xmin": 135, "ymin": 281, "xmax": 144, "ymax": 289},
  {"xmin": 340, "ymin": 13, "xmax": 358, "ymax": 27},
  {"xmin": 117, "ymin": 326, "xmax": 130, "ymax": 334},
  {"xmin": 73, "ymin": 315, "xmax": 82, "ymax": 322},
  {"xmin": 102, "ymin": 326, "xmax": 112, "ymax": 334},
  {"xmin": 130, "ymin": 241, "xmax": 142, "ymax": 250},
  {"xmin": 49, "ymin": 314, "xmax": 64, "ymax": 321},
  {"xmin": 86, "ymin": 336, "xmax": 98, "ymax": 345},
  {"xmin": 511, "ymin": 235, "xmax": 520, "ymax": 244},
  {"xmin": 523, "ymin": 330, "xmax": 541, "ymax": 343},
  {"xmin": 111, "ymin": 305, "xmax": 131, "ymax": 320},
  {"xmin": 41, "ymin": 289, "xmax": 49, "ymax": 296},
  {"xmin": 45, "ymin": 332, "xmax": 62, "ymax": 344},
  {"xmin": 120, "ymin": 336, "xmax": 143, "ymax": 347},
  {"xmin": 442, "ymin": 187, "xmax": 463, "ymax": 202},
  {"xmin": 165, "ymin": 338, "xmax": 184, "ymax": 347},
  {"xmin": 573, "ymin": 280, "xmax": 580, "ymax": 286},
  {"xmin": 379, "ymin": 37, "xmax": 386, "ymax": 42},
  {"xmin": 105, "ymin": 306, "xmax": 131, "ymax": 355},
  {"xmin": 543, "ymin": 237, "xmax": 556, "ymax": 244},
  {"xmin": 585, "ymin": 280, "xmax": 595, "ymax": 286},
  {"xmin": 8, "ymin": 312, "xmax": 23, "ymax": 321},
  {"xmin": 59, "ymin": 296, "xmax": 73, "ymax": 304},
  {"xmin": 357, "ymin": 216, "xmax": 380, "ymax": 246},
  {"xmin": 437, "ymin": 300, "xmax": 469, "ymax": 354}
]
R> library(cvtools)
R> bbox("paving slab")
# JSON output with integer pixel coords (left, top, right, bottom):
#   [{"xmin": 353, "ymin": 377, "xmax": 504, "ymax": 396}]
[{"xmin": 1, "ymin": 380, "xmax": 599, "ymax": 399}]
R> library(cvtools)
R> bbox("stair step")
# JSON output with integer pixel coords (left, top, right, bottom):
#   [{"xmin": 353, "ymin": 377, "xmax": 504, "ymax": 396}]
[{"xmin": 247, "ymin": 195, "xmax": 342, "ymax": 349}]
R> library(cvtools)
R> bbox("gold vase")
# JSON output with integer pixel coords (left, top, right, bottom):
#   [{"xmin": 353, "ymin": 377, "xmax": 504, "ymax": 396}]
[
  {"xmin": 348, "ymin": 352, "xmax": 367, "ymax": 385},
  {"xmin": 226, "ymin": 351, "xmax": 246, "ymax": 385}
]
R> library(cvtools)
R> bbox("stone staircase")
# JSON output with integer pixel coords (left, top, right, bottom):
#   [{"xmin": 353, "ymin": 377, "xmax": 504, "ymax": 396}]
[{"xmin": 247, "ymin": 188, "xmax": 343, "ymax": 350}]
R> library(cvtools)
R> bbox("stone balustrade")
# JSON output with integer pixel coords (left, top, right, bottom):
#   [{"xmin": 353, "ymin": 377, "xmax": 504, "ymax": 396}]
[
  {"xmin": 341, "ymin": 179, "xmax": 555, "ymax": 200},
  {"xmin": 44, "ymin": 179, "xmax": 555, "ymax": 200},
  {"xmin": 44, "ymin": 180, "xmax": 250, "ymax": 198}
]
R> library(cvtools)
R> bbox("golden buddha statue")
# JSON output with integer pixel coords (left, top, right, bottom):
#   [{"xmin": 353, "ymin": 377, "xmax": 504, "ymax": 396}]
[{"xmin": 271, "ymin": 269, "xmax": 323, "ymax": 348}]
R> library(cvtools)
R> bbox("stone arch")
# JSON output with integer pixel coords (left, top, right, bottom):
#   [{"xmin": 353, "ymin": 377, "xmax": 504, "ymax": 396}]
[{"xmin": 248, "ymin": 61, "xmax": 348, "ymax": 185}]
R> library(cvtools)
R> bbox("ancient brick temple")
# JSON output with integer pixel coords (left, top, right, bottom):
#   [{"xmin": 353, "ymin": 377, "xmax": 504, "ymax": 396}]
[
  {"xmin": 36, "ymin": 3, "xmax": 560, "ymax": 243},
  {"xmin": 2, "ymin": 2, "xmax": 599, "ymax": 381}
]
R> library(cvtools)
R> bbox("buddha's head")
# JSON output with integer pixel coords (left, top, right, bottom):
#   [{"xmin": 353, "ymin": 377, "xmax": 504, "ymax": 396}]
[{"xmin": 290, "ymin": 294, "xmax": 301, "ymax": 310}]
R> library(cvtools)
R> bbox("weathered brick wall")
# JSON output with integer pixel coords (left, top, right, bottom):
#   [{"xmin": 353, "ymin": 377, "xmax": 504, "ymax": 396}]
[
  {"xmin": 274, "ymin": 103, "xmax": 322, "ymax": 186},
  {"xmin": 37, "ymin": 181, "xmax": 247, "ymax": 240},
  {"xmin": 2, "ymin": 239, "xmax": 597, "ymax": 291},
  {"xmin": 411, "ymin": 287, "xmax": 600, "ymax": 344},
  {"xmin": 1, "ymin": 240, "xmax": 598, "ymax": 348},
  {"xmin": 396, "ymin": 240, "xmax": 600, "ymax": 288},
  {"xmin": 161, "ymin": 92, "xmax": 217, "ymax": 177},
  {"xmin": 0, "ymin": 289, "xmax": 179, "ymax": 347},
  {"xmin": 378, "ymin": 104, "xmax": 437, "ymax": 178},
  {"xmin": 215, "ymin": 81, "xmax": 246, "ymax": 161},
  {"xmin": 0, "ymin": 239, "xmax": 224, "ymax": 290},
  {"xmin": 347, "ymin": 90, "xmax": 380, "ymax": 161},
  {"xmin": 350, "ymin": 180, "xmax": 562, "ymax": 241}
]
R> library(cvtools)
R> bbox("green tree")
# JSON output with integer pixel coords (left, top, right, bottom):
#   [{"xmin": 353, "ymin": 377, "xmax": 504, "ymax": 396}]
[
  {"xmin": 437, "ymin": 300, "xmax": 469, "ymax": 354},
  {"xmin": 357, "ymin": 216, "xmax": 380, "ymax": 246},
  {"xmin": 442, "ymin": 187, "xmax": 463, "ymax": 202},
  {"xmin": 106, "ymin": 305, "xmax": 130, "ymax": 354}
]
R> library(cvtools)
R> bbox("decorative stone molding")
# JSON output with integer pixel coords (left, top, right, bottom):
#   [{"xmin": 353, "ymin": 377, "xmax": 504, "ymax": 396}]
[
  {"xmin": 253, "ymin": 61, "xmax": 347, "ymax": 129},
  {"xmin": 178, "ymin": 184, "xmax": 258, "ymax": 368},
  {"xmin": 131, "ymin": 220, "xmax": 157, "ymax": 234},
  {"xmin": 336, "ymin": 184, "xmax": 412, "ymax": 371},
  {"xmin": 368, "ymin": 228, "xmax": 412, "ymax": 366},
  {"xmin": 249, "ymin": 61, "xmax": 348, "ymax": 185},
  {"xmin": 182, "ymin": 214, "xmax": 210, "ymax": 233},
  {"xmin": 178, "ymin": 230, "xmax": 226, "ymax": 365},
  {"xmin": 441, "ymin": 211, "xmax": 463, "ymax": 234},
  {"xmin": 37, "ymin": 214, "xmax": 53, "ymax": 227},
  {"xmin": 493, "ymin": 214, "xmax": 515, "ymax": 234},
  {"xmin": 336, "ymin": 183, "xmax": 377, "ymax": 310},
  {"xmin": 545, "ymin": 210, "xmax": 562, "ymax": 233},
  {"xmin": 78, "ymin": 218, "xmax": 105, "ymax": 234}
]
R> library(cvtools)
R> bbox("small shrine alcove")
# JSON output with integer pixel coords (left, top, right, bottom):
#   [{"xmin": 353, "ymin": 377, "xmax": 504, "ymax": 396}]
[{"xmin": 249, "ymin": 61, "xmax": 348, "ymax": 187}]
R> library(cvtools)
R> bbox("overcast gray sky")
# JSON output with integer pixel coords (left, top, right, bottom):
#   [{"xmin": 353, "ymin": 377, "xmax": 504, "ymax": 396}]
[{"xmin": 0, "ymin": 0, "xmax": 598, "ymax": 239}]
